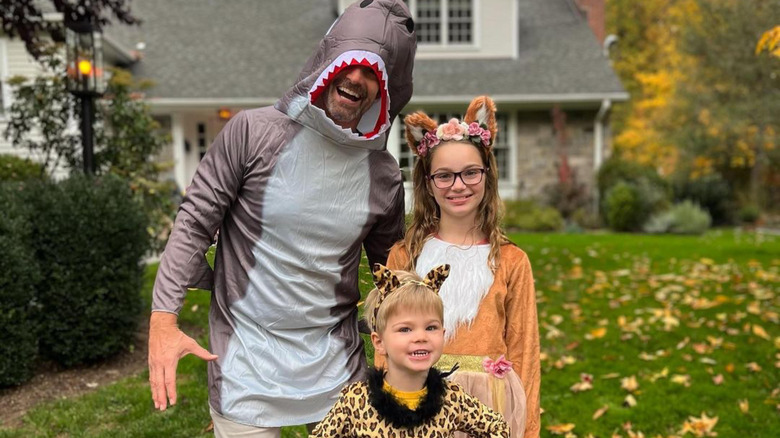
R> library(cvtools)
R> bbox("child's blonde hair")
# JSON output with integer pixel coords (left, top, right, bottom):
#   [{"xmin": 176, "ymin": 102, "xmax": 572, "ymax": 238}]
[
  {"xmin": 364, "ymin": 265, "xmax": 449, "ymax": 334},
  {"xmin": 401, "ymin": 96, "xmax": 509, "ymax": 273}
]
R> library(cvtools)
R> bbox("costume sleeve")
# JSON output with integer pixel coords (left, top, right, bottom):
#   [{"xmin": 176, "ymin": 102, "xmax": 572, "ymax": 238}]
[
  {"xmin": 456, "ymin": 386, "xmax": 510, "ymax": 438},
  {"xmin": 504, "ymin": 248, "xmax": 541, "ymax": 437},
  {"xmin": 309, "ymin": 387, "xmax": 354, "ymax": 437},
  {"xmin": 363, "ymin": 178, "xmax": 405, "ymax": 267},
  {"xmin": 151, "ymin": 111, "xmax": 250, "ymax": 314}
]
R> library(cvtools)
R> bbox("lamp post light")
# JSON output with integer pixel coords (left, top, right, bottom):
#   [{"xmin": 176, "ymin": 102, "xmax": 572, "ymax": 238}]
[{"xmin": 65, "ymin": 18, "xmax": 105, "ymax": 174}]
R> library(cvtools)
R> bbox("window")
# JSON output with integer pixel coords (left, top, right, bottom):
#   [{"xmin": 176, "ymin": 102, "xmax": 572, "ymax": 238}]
[
  {"xmin": 493, "ymin": 113, "xmax": 509, "ymax": 180},
  {"xmin": 197, "ymin": 122, "xmax": 207, "ymax": 160},
  {"xmin": 403, "ymin": 0, "xmax": 473, "ymax": 45},
  {"xmin": 398, "ymin": 111, "xmax": 510, "ymax": 182}
]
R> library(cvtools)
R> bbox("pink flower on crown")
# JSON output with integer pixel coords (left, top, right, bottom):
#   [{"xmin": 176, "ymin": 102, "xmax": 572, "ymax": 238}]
[
  {"xmin": 480, "ymin": 128, "xmax": 492, "ymax": 146},
  {"xmin": 417, "ymin": 131, "xmax": 440, "ymax": 157},
  {"xmin": 468, "ymin": 122, "xmax": 483, "ymax": 136},
  {"xmin": 437, "ymin": 118, "xmax": 468, "ymax": 141},
  {"xmin": 482, "ymin": 355, "xmax": 513, "ymax": 379}
]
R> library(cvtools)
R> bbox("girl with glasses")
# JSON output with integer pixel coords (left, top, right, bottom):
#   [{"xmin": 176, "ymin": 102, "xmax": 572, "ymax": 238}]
[{"xmin": 382, "ymin": 96, "xmax": 541, "ymax": 437}]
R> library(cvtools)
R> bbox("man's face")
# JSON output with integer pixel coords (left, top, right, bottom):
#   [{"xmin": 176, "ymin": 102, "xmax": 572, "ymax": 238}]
[{"xmin": 321, "ymin": 65, "xmax": 380, "ymax": 131}]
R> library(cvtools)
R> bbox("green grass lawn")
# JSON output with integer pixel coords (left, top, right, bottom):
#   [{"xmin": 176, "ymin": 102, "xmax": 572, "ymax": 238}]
[{"xmin": 1, "ymin": 230, "xmax": 778, "ymax": 437}]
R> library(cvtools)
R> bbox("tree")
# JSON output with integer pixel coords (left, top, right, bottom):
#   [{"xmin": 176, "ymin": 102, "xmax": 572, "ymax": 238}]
[
  {"xmin": 756, "ymin": 26, "xmax": 780, "ymax": 58},
  {"xmin": 3, "ymin": 44, "xmax": 80, "ymax": 174},
  {"xmin": 4, "ymin": 46, "xmax": 177, "ymax": 251},
  {"xmin": 1, "ymin": 0, "xmax": 139, "ymax": 59},
  {"xmin": 606, "ymin": 0, "xmax": 697, "ymax": 176},
  {"xmin": 671, "ymin": 0, "xmax": 780, "ymax": 207}
]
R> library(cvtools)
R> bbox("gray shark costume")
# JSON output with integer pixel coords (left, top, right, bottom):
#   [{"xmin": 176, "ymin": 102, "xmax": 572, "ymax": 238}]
[{"xmin": 152, "ymin": 0, "xmax": 416, "ymax": 427}]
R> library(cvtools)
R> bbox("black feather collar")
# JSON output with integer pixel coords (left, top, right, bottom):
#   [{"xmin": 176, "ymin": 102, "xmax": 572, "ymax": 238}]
[{"xmin": 367, "ymin": 367, "xmax": 448, "ymax": 429}]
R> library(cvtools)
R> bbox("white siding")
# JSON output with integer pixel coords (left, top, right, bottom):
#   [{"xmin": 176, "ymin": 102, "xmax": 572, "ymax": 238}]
[
  {"xmin": 337, "ymin": 0, "xmax": 517, "ymax": 60},
  {"xmin": 0, "ymin": 37, "xmax": 46, "ymax": 159}
]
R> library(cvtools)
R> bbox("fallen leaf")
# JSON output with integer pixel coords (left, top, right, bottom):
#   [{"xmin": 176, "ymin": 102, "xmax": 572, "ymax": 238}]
[
  {"xmin": 752, "ymin": 324, "xmax": 771, "ymax": 341},
  {"xmin": 623, "ymin": 394, "xmax": 637, "ymax": 407},
  {"xmin": 746, "ymin": 362, "xmax": 762, "ymax": 372},
  {"xmin": 738, "ymin": 399, "xmax": 749, "ymax": 413},
  {"xmin": 671, "ymin": 374, "xmax": 691, "ymax": 387},
  {"xmin": 85, "ymin": 382, "xmax": 98, "ymax": 388},
  {"xmin": 712, "ymin": 374, "xmax": 724, "ymax": 385},
  {"xmin": 593, "ymin": 404, "xmax": 609, "ymax": 420},
  {"xmin": 586, "ymin": 327, "xmax": 608, "ymax": 340},
  {"xmin": 680, "ymin": 412, "xmax": 718, "ymax": 437},
  {"xmin": 571, "ymin": 381, "xmax": 593, "ymax": 392},
  {"xmin": 725, "ymin": 363, "xmax": 735, "ymax": 373},
  {"xmin": 621, "ymin": 375, "xmax": 639, "ymax": 392},
  {"xmin": 547, "ymin": 423, "xmax": 576, "ymax": 435}
]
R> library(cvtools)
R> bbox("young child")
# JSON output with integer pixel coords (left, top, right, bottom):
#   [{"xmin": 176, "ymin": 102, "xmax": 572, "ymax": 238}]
[
  {"xmin": 385, "ymin": 96, "xmax": 541, "ymax": 437},
  {"xmin": 310, "ymin": 264, "xmax": 509, "ymax": 438}
]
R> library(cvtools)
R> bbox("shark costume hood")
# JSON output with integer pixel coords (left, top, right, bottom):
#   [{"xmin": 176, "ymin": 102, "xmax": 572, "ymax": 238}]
[
  {"xmin": 275, "ymin": 0, "xmax": 416, "ymax": 146},
  {"xmin": 152, "ymin": 0, "xmax": 416, "ymax": 429}
]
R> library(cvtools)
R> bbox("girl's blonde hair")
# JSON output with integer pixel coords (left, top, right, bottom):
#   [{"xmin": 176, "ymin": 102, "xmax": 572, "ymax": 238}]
[
  {"xmin": 401, "ymin": 96, "xmax": 509, "ymax": 273},
  {"xmin": 364, "ymin": 270, "xmax": 444, "ymax": 335}
]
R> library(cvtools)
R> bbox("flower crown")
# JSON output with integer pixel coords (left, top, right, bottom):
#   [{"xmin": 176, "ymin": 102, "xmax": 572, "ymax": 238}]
[
  {"xmin": 369, "ymin": 263, "xmax": 450, "ymax": 332},
  {"xmin": 415, "ymin": 119, "xmax": 492, "ymax": 158},
  {"xmin": 404, "ymin": 95, "xmax": 498, "ymax": 159}
]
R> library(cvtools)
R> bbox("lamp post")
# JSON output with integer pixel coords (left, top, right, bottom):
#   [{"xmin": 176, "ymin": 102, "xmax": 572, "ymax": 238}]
[{"xmin": 65, "ymin": 18, "xmax": 105, "ymax": 174}]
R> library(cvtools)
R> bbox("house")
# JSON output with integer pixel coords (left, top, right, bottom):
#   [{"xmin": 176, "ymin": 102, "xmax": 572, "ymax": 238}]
[{"xmin": 0, "ymin": 0, "xmax": 627, "ymax": 208}]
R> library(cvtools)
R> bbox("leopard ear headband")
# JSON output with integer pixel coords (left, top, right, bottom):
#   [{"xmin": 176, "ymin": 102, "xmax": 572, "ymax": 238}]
[{"xmin": 369, "ymin": 263, "xmax": 450, "ymax": 332}]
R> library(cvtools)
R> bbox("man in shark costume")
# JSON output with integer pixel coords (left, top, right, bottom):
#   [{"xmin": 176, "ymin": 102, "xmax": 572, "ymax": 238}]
[{"xmin": 148, "ymin": 0, "xmax": 416, "ymax": 434}]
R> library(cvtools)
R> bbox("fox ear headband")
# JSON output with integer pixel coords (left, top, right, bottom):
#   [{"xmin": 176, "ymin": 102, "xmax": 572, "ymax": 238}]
[
  {"xmin": 403, "ymin": 95, "xmax": 498, "ymax": 158},
  {"xmin": 369, "ymin": 263, "xmax": 450, "ymax": 331}
]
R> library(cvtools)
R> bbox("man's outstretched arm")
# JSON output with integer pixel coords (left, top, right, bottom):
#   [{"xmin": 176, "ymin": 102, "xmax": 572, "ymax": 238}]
[{"xmin": 148, "ymin": 111, "xmax": 250, "ymax": 411}]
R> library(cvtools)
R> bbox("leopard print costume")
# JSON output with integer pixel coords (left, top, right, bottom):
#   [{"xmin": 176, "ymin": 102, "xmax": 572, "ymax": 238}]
[{"xmin": 311, "ymin": 368, "xmax": 509, "ymax": 437}]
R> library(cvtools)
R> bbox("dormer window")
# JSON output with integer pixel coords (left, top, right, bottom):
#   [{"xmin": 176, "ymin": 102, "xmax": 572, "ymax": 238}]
[{"xmin": 404, "ymin": 0, "xmax": 474, "ymax": 45}]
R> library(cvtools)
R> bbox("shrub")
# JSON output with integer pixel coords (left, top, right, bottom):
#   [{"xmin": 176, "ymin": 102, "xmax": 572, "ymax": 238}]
[
  {"xmin": 597, "ymin": 156, "xmax": 671, "ymax": 230},
  {"xmin": 543, "ymin": 173, "xmax": 591, "ymax": 220},
  {"xmin": 0, "ymin": 154, "xmax": 45, "ymax": 182},
  {"xmin": 644, "ymin": 201, "xmax": 712, "ymax": 235},
  {"xmin": 672, "ymin": 172, "xmax": 734, "ymax": 225},
  {"xmin": 738, "ymin": 204, "xmax": 760, "ymax": 224},
  {"xmin": 597, "ymin": 156, "xmax": 670, "ymax": 206},
  {"xmin": 570, "ymin": 207, "xmax": 603, "ymax": 230},
  {"xmin": 0, "ymin": 183, "xmax": 41, "ymax": 386},
  {"xmin": 504, "ymin": 199, "xmax": 564, "ymax": 232},
  {"xmin": 604, "ymin": 182, "xmax": 643, "ymax": 231},
  {"xmin": 25, "ymin": 175, "xmax": 150, "ymax": 367}
]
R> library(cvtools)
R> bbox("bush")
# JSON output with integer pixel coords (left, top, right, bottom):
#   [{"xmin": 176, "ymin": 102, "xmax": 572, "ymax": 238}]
[
  {"xmin": 672, "ymin": 172, "xmax": 734, "ymax": 225},
  {"xmin": 504, "ymin": 199, "xmax": 564, "ymax": 232},
  {"xmin": 0, "ymin": 154, "xmax": 45, "ymax": 182},
  {"xmin": 738, "ymin": 204, "xmax": 760, "ymax": 224},
  {"xmin": 570, "ymin": 207, "xmax": 603, "ymax": 230},
  {"xmin": 644, "ymin": 201, "xmax": 712, "ymax": 235},
  {"xmin": 597, "ymin": 156, "xmax": 670, "ymax": 206},
  {"xmin": 597, "ymin": 156, "xmax": 671, "ymax": 231},
  {"xmin": 604, "ymin": 182, "xmax": 643, "ymax": 231},
  {"xmin": 0, "ymin": 183, "xmax": 41, "ymax": 386},
  {"xmin": 543, "ymin": 175, "xmax": 591, "ymax": 220},
  {"xmin": 25, "ymin": 175, "xmax": 150, "ymax": 367}
]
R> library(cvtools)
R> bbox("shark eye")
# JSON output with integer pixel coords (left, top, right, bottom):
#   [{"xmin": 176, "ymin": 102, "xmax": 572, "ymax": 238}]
[
  {"xmin": 405, "ymin": 18, "xmax": 414, "ymax": 33},
  {"xmin": 360, "ymin": 0, "xmax": 373, "ymax": 7}
]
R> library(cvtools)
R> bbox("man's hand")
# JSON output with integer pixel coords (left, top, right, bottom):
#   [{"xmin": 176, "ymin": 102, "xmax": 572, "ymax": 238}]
[{"xmin": 148, "ymin": 312, "xmax": 218, "ymax": 411}]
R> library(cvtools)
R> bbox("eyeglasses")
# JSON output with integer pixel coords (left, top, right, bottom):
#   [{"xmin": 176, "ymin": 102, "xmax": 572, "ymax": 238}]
[{"xmin": 428, "ymin": 168, "xmax": 488, "ymax": 189}]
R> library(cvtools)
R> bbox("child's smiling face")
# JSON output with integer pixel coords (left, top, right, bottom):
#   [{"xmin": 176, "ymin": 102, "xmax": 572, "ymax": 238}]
[
  {"xmin": 372, "ymin": 306, "xmax": 445, "ymax": 378},
  {"xmin": 428, "ymin": 141, "xmax": 487, "ymax": 224}
]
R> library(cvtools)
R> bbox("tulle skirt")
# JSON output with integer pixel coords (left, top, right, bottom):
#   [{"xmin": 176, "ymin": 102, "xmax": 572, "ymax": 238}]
[{"xmin": 437, "ymin": 354, "xmax": 527, "ymax": 438}]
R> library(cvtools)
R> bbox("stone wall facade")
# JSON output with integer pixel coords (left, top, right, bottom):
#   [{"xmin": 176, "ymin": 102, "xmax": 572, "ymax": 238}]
[{"xmin": 514, "ymin": 109, "xmax": 610, "ymax": 200}]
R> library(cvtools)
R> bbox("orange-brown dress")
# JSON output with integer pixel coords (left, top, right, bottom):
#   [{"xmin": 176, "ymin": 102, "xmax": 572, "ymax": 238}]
[{"xmin": 382, "ymin": 239, "xmax": 541, "ymax": 438}]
